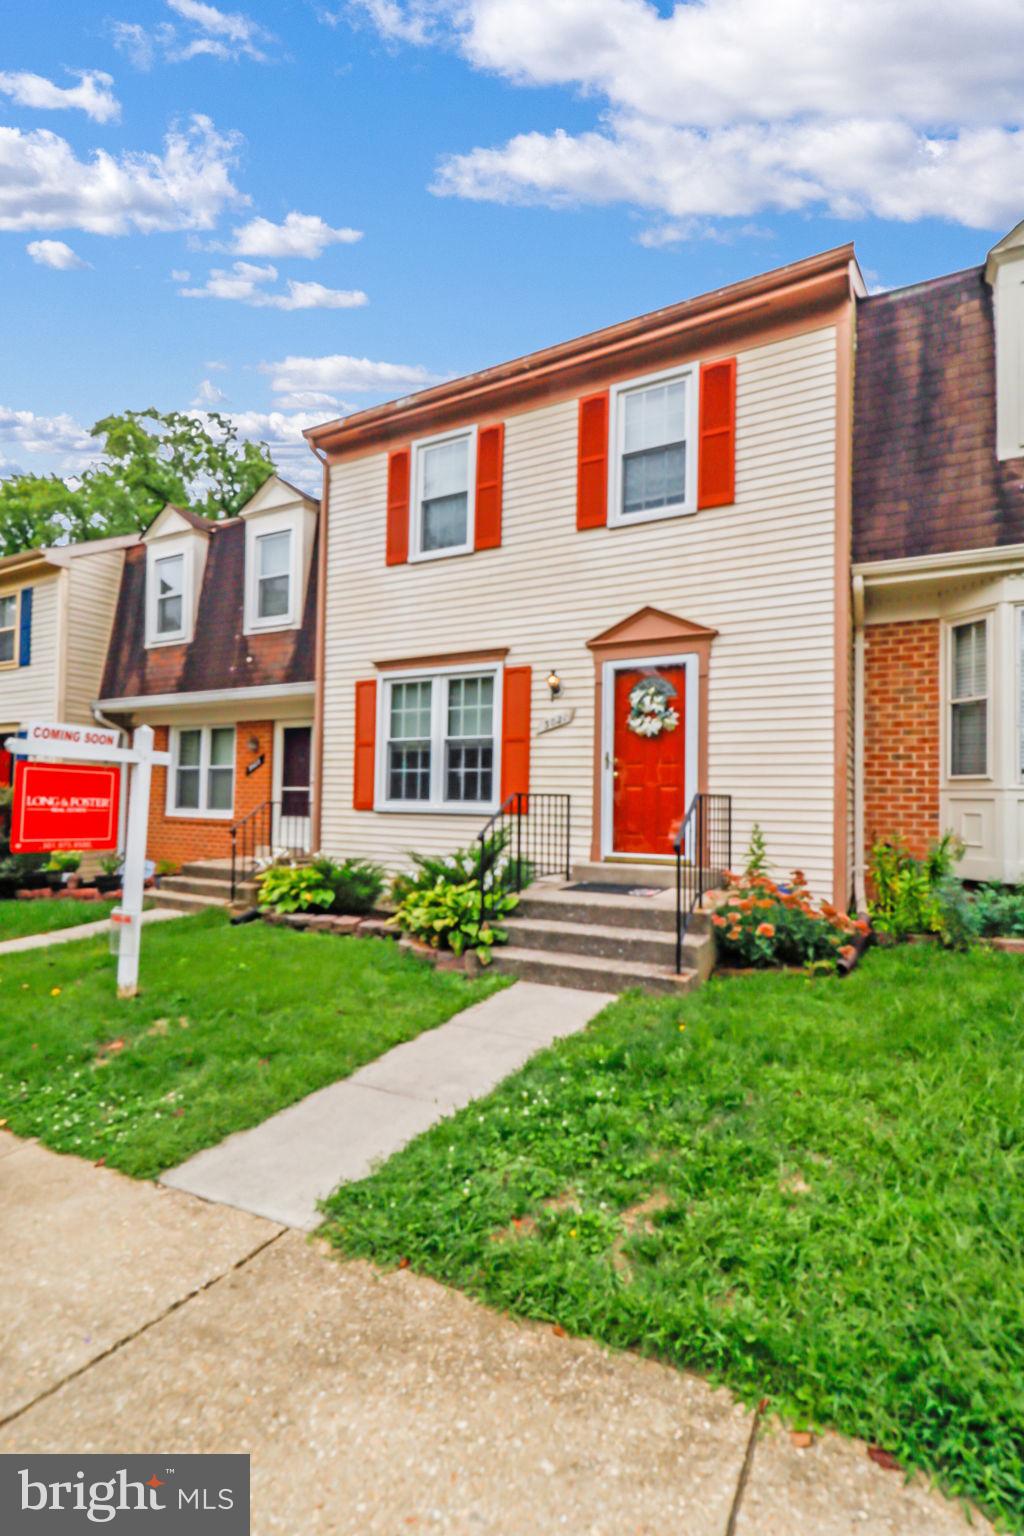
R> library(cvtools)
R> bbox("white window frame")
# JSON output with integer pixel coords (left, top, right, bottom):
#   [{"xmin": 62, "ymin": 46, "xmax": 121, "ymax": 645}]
[
  {"xmin": 608, "ymin": 363, "xmax": 698, "ymax": 528},
  {"xmin": 375, "ymin": 663, "xmax": 502, "ymax": 813},
  {"xmin": 146, "ymin": 538, "xmax": 194, "ymax": 647},
  {"xmin": 1018, "ymin": 606, "xmax": 1024, "ymax": 784},
  {"xmin": 166, "ymin": 725, "xmax": 236, "ymax": 819},
  {"xmin": 409, "ymin": 426, "xmax": 477, "ymax": 563},
  {"xmin": 244, "ymin": 510, "xmax": 301, "ymax": 633},
  {"xmin": 0, "ymin": 588, "xmax": 20, "ymax": 670},
  {"xmin": 947, "ymin": 615, "xmax": 992, "ymax": 781}
]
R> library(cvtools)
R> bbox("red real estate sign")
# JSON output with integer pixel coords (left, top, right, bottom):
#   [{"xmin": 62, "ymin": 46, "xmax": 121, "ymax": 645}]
[{"xmin": 9, "ymin": 760, "xmax": 121, "ymax": 853}]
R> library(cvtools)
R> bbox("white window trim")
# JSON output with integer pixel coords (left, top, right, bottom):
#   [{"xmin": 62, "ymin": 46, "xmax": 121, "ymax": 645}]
[
  {"xmin": 0, "ymin": 588, "xmax": 20, "ymax": 670},
  {"xmin": 146, "ymin": 538, "xmax": 194, "ymax": 648},
  {"xmin": 608, "ymin": 362, "xmax": 698, "ymax": 529},
  {"xmin": 244, "ymin": 510, "xmax": 301, "ymax": 634},
  {"xmin": 947, "ymin": 614, "xmax": 992, "ymax": 781},
  {"xmin": 166, "ymin": 725, "xmax": 236, "ymax": 819},
  {"xmin": 374, "ymin": 662, "xmax": 502, "ymax": 813},
  {"xmin": 409, "ymin": 425, "xmax": 478, "ymax": 563},
  {"xmin": 1017, "ymin": 606, "xmax": 1024, "ymax": 785}
]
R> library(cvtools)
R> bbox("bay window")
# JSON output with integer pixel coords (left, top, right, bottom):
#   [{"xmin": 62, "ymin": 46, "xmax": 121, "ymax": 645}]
[
  {"xmin": 611, "ymin": 367, "xmax": 695, "ymax": 525},
  {"xmin": 950, "ymin": 619, "xmax": 988, "ymax": 777},
  {"xmin": 382, "ymin": 670, "xmax": 497, "ymax": 809},
  {"xmin": 412, "ymin": 430, "xmax": 474, "ymax": 558},
  {"xmin": 169, "ymin": 726, "xmax": 236, "ymax": 816}
]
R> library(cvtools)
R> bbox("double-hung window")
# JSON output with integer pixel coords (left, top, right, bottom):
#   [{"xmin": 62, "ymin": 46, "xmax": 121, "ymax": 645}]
[
  {"xmin": 155, "ymin": 553, "xmax": 184, "ymax": 639},
  {"xmin": 0, "ymin": 591, "xmax": 18, "ymax": 665},
  {"xmin": 612, "ymin": 368, "xmax": 695, "ymax": 524},
  {"xmin": 383, "ymin": 671, "xmax": 497, "ymax": 809},
  {"xmin": 170, "ymin": 726, "xmax": 235, "ymax": 816},
  {"xmin": 413, "ymin": 431, "xmax": 474, "ymax": 558},
  {"xmin": 256, "ymin": 529, "xmax": 292, "ymax": 621},
  {"xmin": 950, "ymin": 619, "xmax": 989, "ymax": 777}
]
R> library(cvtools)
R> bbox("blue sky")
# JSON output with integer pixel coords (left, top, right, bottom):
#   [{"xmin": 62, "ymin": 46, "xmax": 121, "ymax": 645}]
[{"xmin": 1, "ymin": 0, "xmax": 1020, "ymax": 490}]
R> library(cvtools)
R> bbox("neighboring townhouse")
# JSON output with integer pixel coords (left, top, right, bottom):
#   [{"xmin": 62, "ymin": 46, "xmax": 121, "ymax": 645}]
[
  {"xmin": 0, "ymin": 533, "xmax": 135, "ymax": 789},
  {"xmin": 853, "ymin": 218, "xmax": 1024, "ymax": 889},
  {"xmin": 95, "ymin": 475, "xmax": 319, "ymax": 873},
  {"xmin": 307, "ymin": 245, "xmax": 865, "ymax": 908}
]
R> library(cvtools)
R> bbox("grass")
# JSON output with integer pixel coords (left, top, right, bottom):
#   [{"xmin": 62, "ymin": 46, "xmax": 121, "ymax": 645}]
[
  {"xmin": 0, "ymin": 897, "xmax": 122, "ymax": 940},
  {"xmin": 0, "ymin": 910, "xmax": 506, "ymax": 1179},
  {"xmin": 322, "ymin": 946, "xmax": 1024, "ymax": 1532}
]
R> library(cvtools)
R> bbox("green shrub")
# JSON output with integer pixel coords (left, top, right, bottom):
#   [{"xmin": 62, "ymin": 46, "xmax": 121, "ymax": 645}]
[
  {"xmin": 99, "ymin": 853, "xmax": 123, "ymax": 877},
  {"xmin": 44, "ymin": 850, "xmax": 81, "ymax": 873},
  {"xmin": 256, "ymin": 862, "xmax": 334, "ymax": 914},
  {"xmin": 390, "ymin": 878, "xmax": 518, "ymax": 964},
  {"xmin": 391, "ymin": 829, "xmax": 531, "ymax": 904},
  {"xmin": 311, "ymin": 855, "xmax": 385, "ymax": 915},
  {"xmin": 868, "ymin": 834, "xmax": 964, "ymax": 944},
  {"xmin": 710, "ymin": 868, "xmax": 866, "ymax": 969},
  {"xmin": 970, "ymin": 882, "xmax": 1024, "ymax": 937}
]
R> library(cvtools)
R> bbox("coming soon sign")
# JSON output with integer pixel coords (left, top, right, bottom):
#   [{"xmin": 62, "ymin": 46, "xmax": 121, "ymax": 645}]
[{"xmin": 9, "ymin": 760, "xmax": 121, "ymax": 853}]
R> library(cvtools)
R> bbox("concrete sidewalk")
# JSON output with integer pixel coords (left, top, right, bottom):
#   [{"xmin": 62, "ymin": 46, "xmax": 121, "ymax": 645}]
[
  {"xmin": 0, "ymin": 1133, "xmax": 991, "ymax": 1536},
  {"xmin": 161, "ymin": 981, "xmax": 612, "ymax": 1228},
  {"xmin": 0, "ymin": 904, "xmax": 181, "ymax": 956}
]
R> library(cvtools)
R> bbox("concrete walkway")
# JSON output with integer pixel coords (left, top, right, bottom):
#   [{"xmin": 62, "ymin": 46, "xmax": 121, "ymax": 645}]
[
  {"xmin": 0, "ymin": 1133, "xmax": 992, "ymax": 1536},
  {"xmin": 0, "ymin": 904, "xmax": 181, "ymax": 956},
  {"xmin": 162, "ymin": 982, "xmax": 612, "ymax": 1228}
]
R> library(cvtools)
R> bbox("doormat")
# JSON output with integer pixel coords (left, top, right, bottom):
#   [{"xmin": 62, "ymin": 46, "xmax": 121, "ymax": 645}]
[{"xmin": 567, "ymin": 881, "xmax": 664, "ymax": 897}]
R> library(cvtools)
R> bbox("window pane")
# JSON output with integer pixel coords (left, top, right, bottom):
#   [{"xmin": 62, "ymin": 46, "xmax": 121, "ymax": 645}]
[
  {"xmin": 390, "ymin": 681, "xmax": 432, "ymax": 739},
  {"xmin": 422, "ymin": 438, "xmax": 468, "ymax": 500},
  {"xmin": 0, "ymin": 594, "xmax": 16, "ymax": 629},
  {"xmin": 156, "ymin": 554, "xmax": 184, "ymax": 633},
  {"xmin": 158, "ymin": 594, "xmax": 183, "ymax": 633},
  {"xmin": 210, "ymin": 727, "xmax": 234, "ymax": 767},
  {"xmin": 177, "ymin": 730, "xmax": 201, "ymax": 767},
  {"xmin": 623, "ymin": 443, "xmax": 686, "ymax": 514},
  {"xmin": 258, "ymin": 530, "xmax": 291, "ymax": 578},
  {"xmin": 422, "ymin": 492, "xmax": 468, "ymax": 551},
  {"xmin": 951, "ymin": 700, "xmax": 987, "ymax": 776},
  {"xmin": 388, "ymin": 744, "xmax": 431, "ymax": 801},
  {"xmin": 953, "ymin": 620, "xmax": 986, "ymax": 698},
  {"xmin": 624, "ymin": 379, "xmax": 685, "ymax": 454},
  {"xmin": 258, "ymin": 574, "xmax": 290, "ymax": 618},
  {"xmin": 447, "ymin": 675, "xmax": 494, "ymax": 739},
  {"xmin": 0, "ymin": 630, "xmax": 13, "ymax": 664},
  {"xmin": 175, "ymin": 766, "xmax": 200, "ymax": 810},
  {"xmin": 445, "ymin": 742, "xmax": 493, "ymax": 802},
  {"xmin": 207, "ymin": 767, "xmax": 233, "ymax": 811}
]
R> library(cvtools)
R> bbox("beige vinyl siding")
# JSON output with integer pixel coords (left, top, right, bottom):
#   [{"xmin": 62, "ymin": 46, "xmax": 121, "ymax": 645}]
[
  {"xmin": 322, "ymin": 325, "xmax": 840, "ymax": 893},
  {"xmin": 63, "ymin": 548, "xmax": 126, "ymax": 723},
  {"xmin": 0, "ymin": 573, "xmax": 60, "ymax": 730}
]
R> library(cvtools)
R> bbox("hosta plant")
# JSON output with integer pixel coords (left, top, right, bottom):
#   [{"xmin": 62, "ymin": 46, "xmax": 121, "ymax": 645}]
[
  {"xmin": 709, "ymin": 868, "xmax": 868, "ymax": 969},
  {"xmin": 390, "ymin": 878, "xmax": 518, "ymax": 964},
  {"xmin": 256, "ymin": 862, "xmax": 334, "ymax": 914}
]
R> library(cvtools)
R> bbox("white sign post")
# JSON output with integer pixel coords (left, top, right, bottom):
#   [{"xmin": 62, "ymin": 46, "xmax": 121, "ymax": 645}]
[{"xmin": 4, "ymin": 722, "xmax": 170, "ymax": 998}]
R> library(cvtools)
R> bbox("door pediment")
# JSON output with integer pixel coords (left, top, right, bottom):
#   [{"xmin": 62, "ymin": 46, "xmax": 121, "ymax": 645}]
[{"xmin": 587, "ymin": 606, "xmax": 718, "ymax": 652}]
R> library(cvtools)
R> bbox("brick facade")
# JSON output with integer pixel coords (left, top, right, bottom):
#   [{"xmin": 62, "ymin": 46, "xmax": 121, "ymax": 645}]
[
  {"xmin": 864, "ymin": 620, "xmax": 941, "ymax": 861},
  {"xmin": 146, "ymin": 719, "xmax": 274, "ymax": 868}
]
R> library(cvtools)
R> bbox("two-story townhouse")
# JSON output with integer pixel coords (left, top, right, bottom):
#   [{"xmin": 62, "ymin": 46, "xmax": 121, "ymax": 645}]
[
  {"xmin": 0, "ymin": 532, "xmax": 135, "ymax": 790},
  {"xmin": 853, "ymin": 218, "xmax": 1024, "ymax": 891},
  {"xmin": 95, "ymin": 474, "xmax": 319, "ymax": 888},
  {"xmin": 306, "ymin": 245, "xmax": 865, "ymax": 912}
]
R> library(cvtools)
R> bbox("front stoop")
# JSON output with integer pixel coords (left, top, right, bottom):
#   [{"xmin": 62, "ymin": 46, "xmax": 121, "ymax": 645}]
[
  {"xmin": 491, "ymin": 867, "xmax": 714, "ymax": 995},
  {"xmin": 151, "ymin": 860, "xmax": 257, "ymax": 915}
]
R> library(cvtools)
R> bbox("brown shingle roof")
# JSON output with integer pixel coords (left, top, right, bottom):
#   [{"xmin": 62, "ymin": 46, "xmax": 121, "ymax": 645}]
[
  {"xmin": 99, "ymin": 519, "xmax": 316, "ymax": 700},
  {"xmin": 853, "ymin": 266, "xmax": 1024, "ymax": 563}
]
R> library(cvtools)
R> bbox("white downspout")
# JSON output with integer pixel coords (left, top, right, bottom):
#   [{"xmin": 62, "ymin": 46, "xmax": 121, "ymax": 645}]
[{"xmin": 852, "ymin": 574, "xmax": 868, "ymax": 913}]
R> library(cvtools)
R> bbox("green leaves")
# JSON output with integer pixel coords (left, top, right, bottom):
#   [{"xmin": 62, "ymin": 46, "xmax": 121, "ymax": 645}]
[
  {"xmin": 256, "ymin": 863, "xmax": 334, "ymax": 914},
  {"xmin": 391, "ymin": 877, "xmax": 518, "ymax": 963}
]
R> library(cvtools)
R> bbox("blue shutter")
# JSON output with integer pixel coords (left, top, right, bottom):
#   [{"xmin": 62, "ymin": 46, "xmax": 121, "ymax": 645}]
[{"xmin": 18, "ymin": 587, "xmax": 31, "ymax": 667}]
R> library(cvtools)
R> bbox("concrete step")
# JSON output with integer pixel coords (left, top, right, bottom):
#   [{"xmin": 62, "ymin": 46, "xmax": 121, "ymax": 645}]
[
  {"xmin": 570, "ymin": 860, "xmax": 677, "ymax": 891},
  {"xmin": 516, "ymin": 885, "xmax": 712, "ymax": 935},
  {"xmin": 504, "ymin": 914, "xmax": 710, "ymax": 974},
  {"xmin": 178, "ymin": 860, "xmax": 235, "ymax": 881},
  {"xmin": 490, "ymin": 945, "xmax": 700, "ymax": 996},
  {"xmin": 160, "ymin": 873, "xmax": 256, "ymax": 900},
  {"xmin": 150, "ymin": 890, "xmax": 231, "ymax": 915}
]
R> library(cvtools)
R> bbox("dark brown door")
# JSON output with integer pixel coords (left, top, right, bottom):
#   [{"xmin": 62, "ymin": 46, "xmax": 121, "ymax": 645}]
[{"xmin": 280, "ymin": 726, "xmax": 312, "ymax": 822}]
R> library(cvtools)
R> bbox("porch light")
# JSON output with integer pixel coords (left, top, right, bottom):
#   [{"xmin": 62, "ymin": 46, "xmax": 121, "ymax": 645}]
[
  {"xmin": 246, "ymin": 736, "xmax": 260, "ymax": 753},
  {"xmin": 546, "ymin": 668, "xmax": 562, "ymax": 700}
]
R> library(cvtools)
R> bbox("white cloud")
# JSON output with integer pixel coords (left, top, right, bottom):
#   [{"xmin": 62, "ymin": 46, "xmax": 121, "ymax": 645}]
[
  {"xmin": 180, "ymin": 260, "xmax": 368, "ymax": 309},
  {"xmin": 0, "ymin": 404, "xmax": 94, "ymax": 470},
  {"xmin": 352, "ymin": 0, "xmax": 1024, "ymax": 232},
  {"xmin": 111, "ymin": 23, "xmax": 157, "ymax": 71},
  {"xmin": 170, "ymin": 267, "xmax": 191, "ymax": 280},
  {"xmin": 261, "ymin": 353, "xmax": 444, "ymax": 398},
  {"xmin": 218, "ymin": 408, "xmax": 327, "ymax": 490},
  {"xmin": 231, "ymin": 211, "xmax": 363, "ymax": 259},
  {"xmin": 27, "ymin": 239, "xmax": 90, "ymax": 270},
  {"xmin": 0, "ymin": 69, "xmax": 121, "ymax": 124},
  {"xmin": 0, "ymin": 115, "xmax": 246, "ymax": 235},
  {"xmin": 114, "ymin": 1, "xmax": 274, "ymax": 69},
  {"xmin": 192, "ymin": 377, "xmax": 227, "ymax": 407},
  {"xmin": 203, "ymin": 358, "xmax": 228, "ymax": 371}
]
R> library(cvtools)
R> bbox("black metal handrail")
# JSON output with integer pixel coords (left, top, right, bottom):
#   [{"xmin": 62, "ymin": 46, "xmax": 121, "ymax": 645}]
[
  {"xmin": 230, "ymin": 799, "xmax": 311, "ymax": 902},
  {"xmin": 674, "ymin": 792, "xmax": 732, "ymax": 972},
  {"xmin": 476, "ymin": 792, "xmax": 571, "ymax": 924}
]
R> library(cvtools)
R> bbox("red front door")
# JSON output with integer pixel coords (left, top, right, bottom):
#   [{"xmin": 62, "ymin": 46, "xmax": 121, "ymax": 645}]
[{"xmin": 612, "ymin": 665, "xmax": 686, "ymax": 855}]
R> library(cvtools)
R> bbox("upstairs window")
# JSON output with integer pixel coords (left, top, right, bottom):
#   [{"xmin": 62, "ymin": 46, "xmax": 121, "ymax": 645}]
[
  {"xmin": 950, "ymin": 619, "xmax": 988, "ymax": 777},
  {"xmin": 382, "ymin": 669, "xmax": 497, "ymax": 809},
  {"xmin": 170, "ymin": 726, "xmax": 235, "ymax": 816},
  {"xmin": 0, "ymin": 591, "xmax": 18, "ymax": 665},
  {"xmin": 610, "ymin": 368, "xmax": 695, "ymax": 526},
  {"xmin": 412, "ymin": 431, "xmax": 474, "ymax": 559},
  {"xmin": 154, "ymin": 553, "xmax": 184, "ymax": 639},
  {"xmin": 256, "ymin": 529, "xmax": 292, "ymax": 620}
]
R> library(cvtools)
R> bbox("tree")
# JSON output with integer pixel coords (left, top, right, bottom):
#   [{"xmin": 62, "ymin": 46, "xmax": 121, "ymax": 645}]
[{"xmin": 0, "ymin": 408, "xmax": 275, "ymax": 557}]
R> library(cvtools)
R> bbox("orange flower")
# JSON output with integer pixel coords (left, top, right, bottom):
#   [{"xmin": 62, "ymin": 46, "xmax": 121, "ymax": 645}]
[
  {"xmin": 755, "ymin": 922, "xmax": 776, "ymax": 938},
  {"xmin": 838, "ymin": 945, "xmax": 856, "ymax": 960},
  {"xmin": 711, "ymin": 913, "xmax": 728, "ymax": 928},
  {"xmin": 755, "ymin": 898, "xmax": 774, "ymax": 910},
  {"xmin": 853, "ymin": 918, "xmax": 870, "ymax": 935},
  {"xmin": 738, "ymin": 898, "xmax": 755, "ymax": 913}
]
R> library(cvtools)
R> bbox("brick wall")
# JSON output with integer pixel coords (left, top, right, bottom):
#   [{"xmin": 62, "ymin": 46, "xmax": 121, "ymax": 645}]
[
  {"xmin": 146, "ymin": 720, "xmax": 274, "ymax": 868},
  {"xmin": 864, "ymin": 620, "xmax": 941, "ymax": 860}
]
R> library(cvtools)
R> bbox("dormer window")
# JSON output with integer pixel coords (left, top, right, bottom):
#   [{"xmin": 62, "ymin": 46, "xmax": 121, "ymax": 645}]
[
  {"xmin": 239, "ymin": 474, "xmax": 318, "ymax": 635},
  {"xmin": 155, "ymin": 554, "xmax": 184, "ymax": 637},
  {"xmin": 145, "ymin": 531, "xmax": 199, "ymax": 647},
  {"xmin": 256, "ymin": 529, "xmax": 292, "ymax": 621}
]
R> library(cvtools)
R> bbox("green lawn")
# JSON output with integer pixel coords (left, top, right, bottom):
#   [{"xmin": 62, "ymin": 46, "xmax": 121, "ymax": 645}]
[
  {"xmin": 0, "ymin": 910, "xmax": 505, "ymax": 1179},
  {"xmin": 0, "ymin": 897, "xmax": 122, "ymax": 940},
  {"xmin": 322, "ymin": 947, "xmax": 1024, "ymax": 1532}
]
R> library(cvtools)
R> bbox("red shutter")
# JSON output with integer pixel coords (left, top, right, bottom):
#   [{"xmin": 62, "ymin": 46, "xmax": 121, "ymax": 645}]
[
  {"xmin": 386, "ymin": 448, "xmax": 410, "ymax": 565},
  {"xmin": 697, "ymin": 358, "xmax": 737, "ymax": 509},
  {"xmin": 474, "ymin": 423, "xmax": 504, "ymax": 550},
  {"xmin": 500, "ymin": 666, "xmax": 532, "ymax": 802},
  {"xmin": 353, "ymin": 678, "xmax": 377, "ymax": 810},
  {"xmin": 576, "ymin": 391, "xmax": 609, "ymax": 530}
]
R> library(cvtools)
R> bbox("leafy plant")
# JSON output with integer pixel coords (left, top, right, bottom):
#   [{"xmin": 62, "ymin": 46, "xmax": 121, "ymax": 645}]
[
  {"xmin": 44, "ymin": 850, "xmax": 81, "ymax": 873},
  {"xmin": 310, "ymin": 855, "xmax": 385, "ymax": 916},
  {"xmin": 710, "ymin": 867, "xmax": 866, "ymax": 969},
  {"xmin": 99, "ymin": 853, "xmax": 124, "ymax": 877},
  {"xmin": 256, "ymin": 863, "xmax": 334, "ymax": 914},
  {"xmin": 155, "ymin": 859, "xmax": 179, "ymax": 878},
  {"xmin": 969, "ymin": 882, "xmax": 1024, "ymax": 937},
  {"xmin": 390, "ymin": 878, "xmax": 518, "ymax": 964},
  {"xmin": 390, "ymin": 830, "xmax": 530, "ymax": 903},
  {"xmin": 743, "ymin": 821, "xmax": 771, "ymax": 879},
  {"xmin": 868, "ymin": 835, "xmax": 965, "ymax": 944}
]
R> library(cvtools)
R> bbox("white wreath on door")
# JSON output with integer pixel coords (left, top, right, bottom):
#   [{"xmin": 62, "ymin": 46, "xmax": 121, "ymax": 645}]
[{"xmin": 626, "ymin": 677, "xmax": 679, "ymax": 739}]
